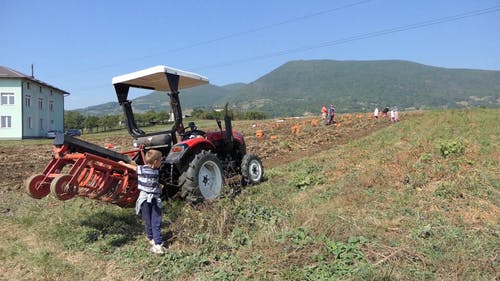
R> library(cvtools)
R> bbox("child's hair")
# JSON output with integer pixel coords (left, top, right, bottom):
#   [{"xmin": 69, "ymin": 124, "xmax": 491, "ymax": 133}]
[{"xmin": 144, "ymin": 149, "xmax": 162, "ymax": 165}]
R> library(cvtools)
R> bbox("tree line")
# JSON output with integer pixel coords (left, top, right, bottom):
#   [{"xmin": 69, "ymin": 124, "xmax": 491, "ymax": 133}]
[
  {"xmin": 65, "ymin": 108, "xmax": 266, "ymax": 133},
  {"xmin": 190, "ymin": 108, "xmax": 266, "ymax": 120}
]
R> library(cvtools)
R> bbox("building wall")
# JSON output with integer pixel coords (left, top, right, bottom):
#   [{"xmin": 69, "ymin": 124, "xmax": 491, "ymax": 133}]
[
  {"xmin": 0, "ymin": 79, "xmax": 23, "ymax": 139},
  {"xmin": 0, "ymin": 78, "xmax": 65, "ymax": 139},
  {"xmin": 22, "ymin": 80, "xmax": 65, "ymax": 138}
]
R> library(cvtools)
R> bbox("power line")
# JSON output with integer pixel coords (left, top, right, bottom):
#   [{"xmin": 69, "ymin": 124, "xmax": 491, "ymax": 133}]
[
  {"xmin": 192, "ymin": 5, "xmax": 500, "ymax": 71},
  {"xmin": 55, "ymin": 0, "xmax": 372, "ymax": 78},
  {"xmin": 68, "ymin": 4, "xmax": 499, "ymax": 94}
]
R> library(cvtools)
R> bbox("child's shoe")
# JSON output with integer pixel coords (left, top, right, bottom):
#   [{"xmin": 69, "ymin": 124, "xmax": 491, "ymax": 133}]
[
  {"xmin": 150, "ymin": 244, "xmax": 167, "ymax": 255},
  {"xmin": 146, "ymin": 237, "xmax": 155, "ymax": 246}
]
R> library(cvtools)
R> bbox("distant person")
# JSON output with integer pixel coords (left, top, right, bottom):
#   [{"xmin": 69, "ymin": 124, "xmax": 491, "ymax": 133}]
[
  {"xmin": 393, "ymin": 106, "xmax": 399, "ymax": 122},
  {"xmin": 328, "ymin": 104, "xmax": 336, "ymax": 125},
  {"xmin": 382, "ymin": 107, "xmax": 389, "ymax": 117},
  {"xmin": 119, "ymin": 149, "xmax": 167, "ymax": 255},
  {"xmin": 374, "ymin": 107, "xmax": 379, "ymax": 119},
  {"xmin": 321, "ymin": 105, "xmax": 327, "ymax": 125},
  {"xmin": 390, "ymin": 108, "xmax": 395, "ymax": 122}
]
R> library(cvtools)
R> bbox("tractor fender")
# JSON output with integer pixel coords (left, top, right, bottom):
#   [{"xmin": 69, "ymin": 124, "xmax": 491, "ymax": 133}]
[
  {"xmin": 205, "ymin": 130, "xmax": 245, "ymax": 146},
  {"xmin": 165, "ymin": 138, "xmax": 215, "ymax": 165}
]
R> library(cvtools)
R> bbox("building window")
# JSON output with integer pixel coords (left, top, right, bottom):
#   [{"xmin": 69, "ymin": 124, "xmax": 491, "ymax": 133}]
[
  {"xmin": 40, "ymin": 119, "xmax": 44, "ymax": 130},
  {"xmin": 25, "ymin": 95, "xmax": 31, "ymax": 107},
  {"xmin": 27, "ymin": 82, "xmax": 30, "ymax": 89},
  {"xmin": 1, "ymin": 116, "xmax": 12, "ymax": 128},
  {"xmin": 1, "ymin": 93, "xmax": 15, "ymax": 105},
  {"xmin": 38, "ymin": 98, "xmax": 44, "ymax": 110},
  {"xmin": 28, "ymin": 117, "xmax": 32, "ymax": 129},
  {"xmin": 49, "ymin": 100, "xmax": 54, "ymax": 112},
  {"xmin": 39, "ymin": 86, "xmax": 42, "ymax": 93}
]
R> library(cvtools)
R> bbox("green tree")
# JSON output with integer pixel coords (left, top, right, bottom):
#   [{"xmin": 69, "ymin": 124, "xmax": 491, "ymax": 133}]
[
  {"xmin": 65, "ymin": 111, "xmax": 85, "ymax": 131},
  {"xmin": 244, "ymin": 111, "xmax": 267, "ymax": 120},
  {"xmin": 84, "ymin": 116, "xmax": 99, "ymax": 132},
  {"xmin": 143, "ymin": 110, "xmax": 158, "ymax": 124},
  {"xmin": 133, "ymin": 112, "xmax": 145, "ymax": 127},
  {"xmin": 97, "ymin": 115, "xmax": 120, "ymax": 131},
  {"xmin": 191, "ymin": 108, "xmax": 206, "ymax": 119},
  {"xmin": 157, "ymin": 111, "xmax": 171, "ymax": 123}
]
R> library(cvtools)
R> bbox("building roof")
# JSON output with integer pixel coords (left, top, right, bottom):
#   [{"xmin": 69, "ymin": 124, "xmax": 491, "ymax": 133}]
[{"xmin": 0, "ymin": 66, "xmax": 70, "ymax": 95}]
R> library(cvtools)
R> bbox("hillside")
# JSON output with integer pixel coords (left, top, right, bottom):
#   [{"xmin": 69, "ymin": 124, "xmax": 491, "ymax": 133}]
[
  {"xmin": 75, "ymin": 60, "xmax": 500, "ymax": 117},
  {"xmin": 80, "ymin": 84, "xmax": 232, "ymax": 116},
  {"xmin": 226, "ymin": 60, "xmax": 500, "ymax": 115},
  {"xmin": 1, "ymin": 108, "xmax": 498, "ymax": 280}
]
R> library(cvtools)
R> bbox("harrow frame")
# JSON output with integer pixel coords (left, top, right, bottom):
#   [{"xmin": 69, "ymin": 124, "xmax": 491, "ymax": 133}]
[{"xmin": 26, "ymin": 134, "xmax": 142, "ymax": 207}]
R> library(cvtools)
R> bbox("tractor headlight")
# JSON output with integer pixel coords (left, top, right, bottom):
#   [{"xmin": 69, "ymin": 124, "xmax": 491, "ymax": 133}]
[{"xmin": 170, "ymin": 143, "xmax": 187, "ymax": 153}]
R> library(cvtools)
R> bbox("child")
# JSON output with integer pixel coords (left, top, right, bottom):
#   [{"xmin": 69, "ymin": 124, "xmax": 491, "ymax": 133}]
[
  {"xmin": 328, "ymin": 104, "xmax": 336, "ymax": 125},
  {"xmin": 393, "ymin": 106, "xmax": 399, "ymax": 122},
  {"xmin": 119, "ymin": 149, "xmax": 166, "ymax": 254},
  {"xmin": 321, "ymin": 105, "xmax": 327, "ymax": 125}
]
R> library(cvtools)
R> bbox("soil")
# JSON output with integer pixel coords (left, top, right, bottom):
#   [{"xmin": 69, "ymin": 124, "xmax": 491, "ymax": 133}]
[
  {"xmin": 251, "ymin": 117, "xmax": 390, "ymax": 168},
  {"xmin": 0, "ymin": 143, "xmax": 53, "ymax": 192},
  {"xmin": 0, "ymin": 114, "xmax": 392, "ymax": 194}
]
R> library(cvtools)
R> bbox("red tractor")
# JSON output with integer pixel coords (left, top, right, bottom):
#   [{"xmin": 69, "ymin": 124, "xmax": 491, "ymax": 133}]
[{"xmin": 25, "ymin": 66, "xmax": 264, "ymax": 205}]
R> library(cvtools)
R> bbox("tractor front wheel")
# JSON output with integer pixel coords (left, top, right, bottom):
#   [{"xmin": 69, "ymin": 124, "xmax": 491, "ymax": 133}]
[
  {"xmin": 241, "ymin": 154, "xmax": 264, "ymax": 185},
  {"xmin": 180, "ymin": 150, "xmax": 224, "ymax": 203}
]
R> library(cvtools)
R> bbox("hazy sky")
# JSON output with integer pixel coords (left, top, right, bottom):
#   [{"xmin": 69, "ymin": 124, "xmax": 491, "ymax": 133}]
[{"xmin": 1, "ymin": 0, "xmax": 499, "ymax": 110}]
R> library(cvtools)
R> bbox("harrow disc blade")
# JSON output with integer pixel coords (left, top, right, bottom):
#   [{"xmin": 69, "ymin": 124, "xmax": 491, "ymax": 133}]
[
  {"xmin": 25, "ymin": 174, "xmax": 50, "ymax": 199},
  {"xmin": 50, "ymin": 174, "xmax": 78, "ymax": 201}
]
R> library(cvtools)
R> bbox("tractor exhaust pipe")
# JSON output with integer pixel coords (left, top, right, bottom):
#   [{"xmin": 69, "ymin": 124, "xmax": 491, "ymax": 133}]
[{"xmin": 224, "ymin": 103, "xmax": 233, "ymax": 151}]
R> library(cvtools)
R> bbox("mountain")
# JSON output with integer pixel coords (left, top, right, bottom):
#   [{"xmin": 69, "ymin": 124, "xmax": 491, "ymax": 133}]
[
  {"xmin": 75, "ymin": 60, "xmax": 500, "ymax": 117},
  {"xmin": 78, "ymin": 84, "xmax": 233, "ymax": 116}
]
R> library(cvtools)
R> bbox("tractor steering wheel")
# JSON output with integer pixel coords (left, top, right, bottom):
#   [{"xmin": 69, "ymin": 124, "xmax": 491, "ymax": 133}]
[{"xmin": 182, "ymin": 129, "xmax": 206, "ymax": 140}]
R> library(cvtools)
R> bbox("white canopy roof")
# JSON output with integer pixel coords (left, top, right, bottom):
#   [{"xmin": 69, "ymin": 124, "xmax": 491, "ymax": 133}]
[{"xmin": 112, "ymin": 65, "xmax": 209, "ymax": 91}]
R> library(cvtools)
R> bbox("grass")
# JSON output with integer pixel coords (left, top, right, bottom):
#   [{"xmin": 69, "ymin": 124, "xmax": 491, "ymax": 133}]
[{"xmin": 0, "ymin": 108, "xmax": 498, "ymax": 280}]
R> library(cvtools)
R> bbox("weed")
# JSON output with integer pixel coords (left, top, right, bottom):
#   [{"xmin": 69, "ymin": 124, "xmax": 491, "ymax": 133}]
[
  {"xmin": 276, "ymin": 227, "xmax": 314, "ymax": 246},
  {"xmin": 234, "ymin": 204, "xmax": 284, "ymax": 227},
  {"xmin": 419, "ymin": 152, "xmax": 432, "ymax": 163},
  {"xmin": 229, "ymin": 228, "xmax": 250, "ymax": 248},
  {"xmin": 434, "ymin": 182, "xmax": 463, "ymax": 199},
  {"xmin": 319, "ymin": 188, "xmax": 336, "ymax": 200},
  {"xmin": 302, "ymin": 236, "xmax": 369, "ymax": 280},
  {"xmin": 280, "ymin": 141, "xmax": 291, "ymax": 149},
  {"xmin": 290, "ymin": 173, "xmax": 325, "ymax": 189},
  {"xmin": 418, "ymin": 224, "xmax": 432, "ymax": 239},
  {"xmin": 439, "ymin": 139, "xmax": 465, "ymax": 158},
  {"xmin": 287, "ymin": 161, "xmax": 325, "ymax": 189},
  {"xmin": 263, "ymin": 167, "xmax": 283, "ymax": 179}
]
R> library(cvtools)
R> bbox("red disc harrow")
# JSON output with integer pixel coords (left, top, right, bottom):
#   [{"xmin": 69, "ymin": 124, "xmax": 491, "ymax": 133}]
[{"xmin": 25, "ymin": 134, "xmax": 142, "ymax": 207}]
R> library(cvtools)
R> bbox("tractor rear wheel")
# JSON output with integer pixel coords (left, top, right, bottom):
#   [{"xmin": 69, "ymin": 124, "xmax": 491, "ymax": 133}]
[
  {"xmin": 180, "ymin": 150, "xmax": 224, "ymax": 202},
  {"xmin": 25, "ymin": 174, "xmax": 50, "ymax": 199},
  {"xmin": 241, "ymin": 154, "xmax": 264, "ymax": 185}
]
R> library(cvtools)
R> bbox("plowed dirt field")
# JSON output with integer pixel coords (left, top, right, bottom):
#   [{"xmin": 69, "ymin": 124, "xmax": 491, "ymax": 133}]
[{"xmin": 0, "ymin": 114, "xmax": 393, "ymax": 195}]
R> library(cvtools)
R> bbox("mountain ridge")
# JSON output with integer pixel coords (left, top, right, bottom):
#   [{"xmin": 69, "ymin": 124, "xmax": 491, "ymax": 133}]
[{"xmin": 75, "ymin": 59, "xmax": 500, "ymax": 117}]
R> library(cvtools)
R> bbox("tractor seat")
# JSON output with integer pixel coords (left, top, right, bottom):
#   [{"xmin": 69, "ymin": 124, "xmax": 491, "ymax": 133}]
[{"xmin": 133, "ymin": 132, "xmax": 172, "ymax": 147}]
